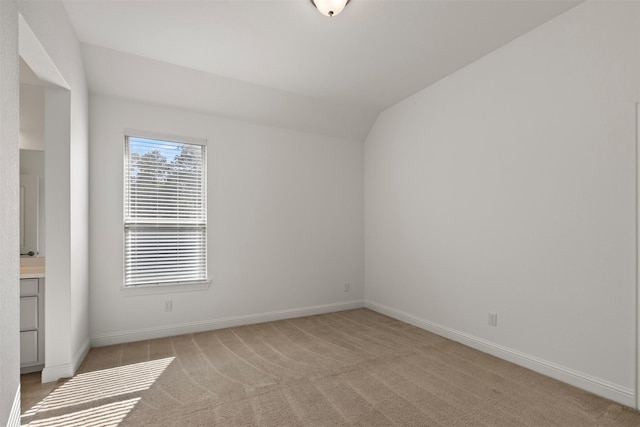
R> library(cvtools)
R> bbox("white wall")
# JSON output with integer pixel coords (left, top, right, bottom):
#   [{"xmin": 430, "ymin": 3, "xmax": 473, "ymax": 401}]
[
  {"xmin": 89, "ymin": 95, "xmax": 364, "ymax": 344},
  {"xmin": 19, "ymin": 83, "xmax": 44, "ymax": 151},
  {"xmin": 365, "ymin": 1, "xmax": 639, "ymax": 406},
  {"xmin": 18, "ymin": 0, "xmax": 90, "ymax": 381},
  {"xmin": 0, "ymin": 1, "xmax": 20, "ymax": 424},
  {"xmin": 81, "ymin": 44, "xmax": 378, "ymax": 142}
]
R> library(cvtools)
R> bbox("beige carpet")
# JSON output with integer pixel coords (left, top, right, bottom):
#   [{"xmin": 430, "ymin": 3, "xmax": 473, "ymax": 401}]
[{"xmin": 21, "ymin": 309, "xmax": 640, "ymax": 426}]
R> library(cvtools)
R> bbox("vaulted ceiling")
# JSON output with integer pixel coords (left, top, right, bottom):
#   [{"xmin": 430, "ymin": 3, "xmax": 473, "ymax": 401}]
[{"xmin": 63, "ymin": 0, "xmax": 581, "ymax": 140}]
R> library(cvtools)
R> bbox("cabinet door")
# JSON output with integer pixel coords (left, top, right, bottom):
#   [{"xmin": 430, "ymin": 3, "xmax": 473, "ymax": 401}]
[
  {"xmin": 20, "ymin": 330, "xmax": 38, "ymax": 366},
  {"xmin": 20, "ymin": 278, "xmax": 39, "ymax": 296},
  {"xmin": 20, "ymin": 296, "xmax": 38, "ymax": 331}
]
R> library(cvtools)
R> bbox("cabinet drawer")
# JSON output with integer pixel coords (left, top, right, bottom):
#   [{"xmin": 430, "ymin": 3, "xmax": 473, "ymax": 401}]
[
  {"xmin": 20, "ymin": 330, "xmax": 38, "ymax": 367},
  {"xmin": 20, "ymin": 278, "xmax": 39, "ymax": 296},
  {"xmin": 20, "ymin": 296, "xmax": 38, "ymax": 331}
]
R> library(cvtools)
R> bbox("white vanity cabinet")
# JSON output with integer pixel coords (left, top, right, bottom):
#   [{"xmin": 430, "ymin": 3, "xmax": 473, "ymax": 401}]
[{"xmin": 20, "ymin": 277, "xmax": 44, "ymax": 373}]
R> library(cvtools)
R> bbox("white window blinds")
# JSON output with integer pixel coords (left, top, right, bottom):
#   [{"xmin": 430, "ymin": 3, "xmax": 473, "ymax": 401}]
[{"xmin": 124, "ymin": 133, "xmax": 207, "ymax": 286}]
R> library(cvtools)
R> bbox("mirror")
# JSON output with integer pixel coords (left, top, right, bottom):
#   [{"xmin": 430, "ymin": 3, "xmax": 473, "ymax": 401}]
[
  {"xmin": 20, "ymin": 174, "xmax": 39, "ymax": 256},
  {"xmin": 20, "ymin": 151, "xmax": 45, "ymax": 257}
]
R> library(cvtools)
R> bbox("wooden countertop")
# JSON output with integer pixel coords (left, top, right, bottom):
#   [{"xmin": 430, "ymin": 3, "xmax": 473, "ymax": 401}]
[{"xmin": 20, "ymin": 257, "xmax": 45, "ymax": 279}]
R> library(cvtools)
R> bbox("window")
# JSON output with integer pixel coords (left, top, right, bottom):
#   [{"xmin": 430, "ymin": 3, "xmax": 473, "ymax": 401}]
[{"xmin": 124, "ymin": 131, "xmax": 207, "ymax": 287}]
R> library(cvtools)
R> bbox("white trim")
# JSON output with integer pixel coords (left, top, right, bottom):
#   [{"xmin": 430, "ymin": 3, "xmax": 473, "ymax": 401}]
[
  {"xmin": 7, "ymin": 385, "xmax": 20, "ymax": 427},
  {"xmin": 636, "ymin": 102, "xmax": 640, "ymax": 410},
  {"xmin": 91, "ymin": 300, "xmax": 364, "ymax": 347},
  {"xmin": 41, "ymin": 338, "xmax": 91, "ymax": 383},
  {"xmin": 41, "ymin": 363, "xmax": 74, "ymax": 384},
  {"xmin": 365, "ymin": 300, "xmax": 635, "ymax": 408},
  {"xmin": 121, "ymin": 280, "xmax": 211, "ymax": 296},
  {"xmin": 124, "ymin": 128, "xmax": 206, "ymax": 146}
]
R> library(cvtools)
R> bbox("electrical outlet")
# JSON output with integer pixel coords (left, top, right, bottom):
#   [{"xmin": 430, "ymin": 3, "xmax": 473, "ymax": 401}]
[
  {"xmin": 164, "ymin": 300, "xmax": 173, "ymax": 312},
  {"xmin": 488, "ymin": 312, "xmax": 498, "ymax": 327},
  {"xmin": 344, "ymin": 283, "xmax": 350, "ymax": 292}
]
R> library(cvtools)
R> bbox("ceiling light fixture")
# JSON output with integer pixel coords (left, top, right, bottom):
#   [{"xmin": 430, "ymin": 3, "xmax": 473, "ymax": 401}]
[{"xmin": 310, "ymin": 0, "xmax": 350, "ymax": 17}]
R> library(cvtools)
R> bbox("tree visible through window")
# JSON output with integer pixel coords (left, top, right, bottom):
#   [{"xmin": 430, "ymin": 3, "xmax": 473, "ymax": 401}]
[{"xmin": 124, "ymin": 133, "xmax": 207, "ymax": 286}]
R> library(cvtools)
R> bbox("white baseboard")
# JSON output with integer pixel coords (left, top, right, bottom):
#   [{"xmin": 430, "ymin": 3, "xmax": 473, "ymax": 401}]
[
  {"xmin": 41, "ymin": 338, "xmax": 91, "ymax": 383},
  {"xmin": 41, "ymin": 363, "xmax": 74, "ymax": 383},
  {"xmin": 91, "ymin": 300, "xmax": 365, "ymax": 347},
  {"xmin": 6, "ymin": 385, "xmax": 20, "ymax": 427},
  {"xmin": 365, "ymin": 300, "xmax": 635, "ymax": 408}
]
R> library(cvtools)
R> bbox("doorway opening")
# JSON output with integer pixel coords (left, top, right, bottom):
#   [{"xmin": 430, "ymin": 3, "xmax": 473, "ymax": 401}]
[{"xmin": 18, "ymin": 12, "xmax": 70, "ymax": 384}]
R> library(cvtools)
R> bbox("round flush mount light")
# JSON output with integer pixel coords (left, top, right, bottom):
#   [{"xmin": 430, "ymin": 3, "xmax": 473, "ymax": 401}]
[{"xmin": 310, "ymin": 0, "xmax": 350, "ymax": 17}]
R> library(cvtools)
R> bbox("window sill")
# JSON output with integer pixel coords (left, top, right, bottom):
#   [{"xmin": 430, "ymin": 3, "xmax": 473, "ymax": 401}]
[{"xmin": 121, "ymin": 281, "xmax": 211, "ymax": 296}]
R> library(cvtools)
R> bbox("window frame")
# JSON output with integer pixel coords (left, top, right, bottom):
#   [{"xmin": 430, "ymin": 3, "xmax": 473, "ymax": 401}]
[{"xmin": 122, "ymin": 128, "xmax": 209, "ymax": 290}]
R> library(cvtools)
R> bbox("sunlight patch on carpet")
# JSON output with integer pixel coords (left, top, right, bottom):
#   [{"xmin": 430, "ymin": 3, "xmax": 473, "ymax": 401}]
[
  {"xmin": 21, "ymin": 357, "xmax": 174, "ymax": 422},
  {"xmin": 25, "ymin": 397, "xmax": 140, "ymax": 427}
]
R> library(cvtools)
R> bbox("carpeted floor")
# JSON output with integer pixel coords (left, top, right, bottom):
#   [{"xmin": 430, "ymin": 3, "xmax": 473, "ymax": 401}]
[{"xmin": 20, "ymin": 309, "xmax": 640, "ymax": 426}]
